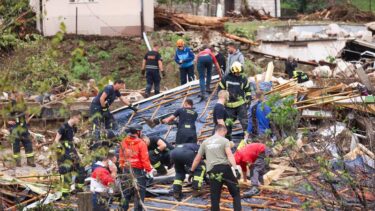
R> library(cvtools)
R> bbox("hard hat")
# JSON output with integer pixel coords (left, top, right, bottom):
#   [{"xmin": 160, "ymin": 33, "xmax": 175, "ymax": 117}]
[
  {"xmin": 176, "ymin": 39, "xmax": 185, "ymax": 47},
  {"xmin": 230, "ymin": 61, "xmax": 243, "ymax": 74},
  {"xmin": 127, "ymin": 124, "xmax": 143, "ymax": 134}
]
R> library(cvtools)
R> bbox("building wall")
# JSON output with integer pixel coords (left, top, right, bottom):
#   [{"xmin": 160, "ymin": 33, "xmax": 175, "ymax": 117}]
[
  {"xmin": 37, "ymin": 0, "xmax": 153, "ymax": 36},
  {"xmin": 235, "ymin": 0, "xmax": 280, "ymax": 17}
]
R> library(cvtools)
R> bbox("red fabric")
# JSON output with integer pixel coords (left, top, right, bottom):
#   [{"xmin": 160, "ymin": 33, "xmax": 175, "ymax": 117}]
[
  {"xmin": 119, "ymin": 135, "xmax": 152, "ymax": 172},
  {"xmin": 198, "ymin": 49, "xmax": 218, "ymax": 64},
  {"xmin": 234, "ymin": 143, "xmax": 266, "ymax": 173},
  {"xmin": 91, "ymin": 166, "xmax": 114, "ymax": 187}
]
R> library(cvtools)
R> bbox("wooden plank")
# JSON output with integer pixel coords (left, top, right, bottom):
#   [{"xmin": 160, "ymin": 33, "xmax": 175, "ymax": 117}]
[
  {"xmin": 356, "ymin": 66, "xmax": 375, "ymax": 93},
  {"xmin": 77, "ymin": 192, "xmax": 93, "ymax": 211}
]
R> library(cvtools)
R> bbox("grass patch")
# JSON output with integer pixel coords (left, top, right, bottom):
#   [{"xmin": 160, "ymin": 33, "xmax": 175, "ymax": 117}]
[
  {"xmin": 351, "ymin": 0, "xmax": 375, "ymax": 12},
  {"xmin": 225, "ymin": 21, "xmax": 284, "ymax": 40}
]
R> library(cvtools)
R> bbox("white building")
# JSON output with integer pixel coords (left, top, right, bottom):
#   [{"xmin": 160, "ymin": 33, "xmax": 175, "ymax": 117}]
[{"xmin": 30, "ymin": 0, "xmax": 154, "ymax": 36}]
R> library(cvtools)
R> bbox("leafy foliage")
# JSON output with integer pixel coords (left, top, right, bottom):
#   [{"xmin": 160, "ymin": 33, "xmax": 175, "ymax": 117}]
[{"xmin": 70, "ymin": 42, "xmax": 101, "ymax": 81}]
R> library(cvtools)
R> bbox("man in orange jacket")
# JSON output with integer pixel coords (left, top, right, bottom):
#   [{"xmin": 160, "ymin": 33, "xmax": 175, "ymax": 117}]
[{"xmin": 119, "ymin": 124, "xmax": 152, "ymax": 211}]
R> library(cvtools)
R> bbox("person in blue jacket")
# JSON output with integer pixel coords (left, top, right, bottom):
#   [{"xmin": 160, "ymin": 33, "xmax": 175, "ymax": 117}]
[
  {"xmin": 247, "ymin": 91, "xmax": 271, "ymax": 138},
  {"xmin": 174, "ymin": 39, "xmax": 195, "ymax": 85}
]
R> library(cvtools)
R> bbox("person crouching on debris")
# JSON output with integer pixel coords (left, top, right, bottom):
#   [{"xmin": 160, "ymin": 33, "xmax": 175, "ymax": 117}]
[
  {"xmin": 141, "ymin": 135, "xmax": 174, "ymax": 176},
  {"xmin": 213, "ymin": 90, "xmax": 229, "ymax": 136},
  {"xmin": 91, "ymin": 152, "xmax": 116, "ymax": 211},
  {"xmin": 174, "ymin": 39, "xmax": 195, "ymax": 85},
  {"xmin": 234, "ymin": 142, "xmax": 272, "ymax": 197},
  {"xmin": 219, "ymin": 61, "xmax": 251, "ymax": 141},
  {"xmin": 119, "ymin": 124, "xmax": 153, "ymax": 211},
  {"xmin": 196, "ymin": 45, "xmax": 222, "ymax": 101},
  {"xmin": 246, "ymin": 91, "xmax": 271, "ymax": 140},
  {"xmin": 170, "ymin": 142, "xmax": 205, "ymax": 201},
  {"xmin": 190, "ymin": 125, "xmax": 242, "ymax": 211},
  {"xmin": 90, "ymin": 79, "xmax": 136, "ymax": 140},
  {"xmin": 162, "ymin": 99, "xmax": 198, "ymax": 145},
  {"xmin": 141, "ymin": 44, "xmax": 165, "ymax": 98},
  {"xmin": 7, "ymin": 91, "xmax": 36, "ymax": 167},
  {"xmin": 285, "ymin": 56, "xmax": 298, "ymax": 79},
  {"xmin": 54, "ymin": 111, "xmax": 86, "ymax": 196}
]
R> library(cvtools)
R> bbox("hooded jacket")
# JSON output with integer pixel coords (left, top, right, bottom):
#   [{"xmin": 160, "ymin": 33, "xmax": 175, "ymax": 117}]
[
  {"xmin": 119, "ymin": 135, "xmax": 152, "ymax": 172},
  {"xmin": 90, "ymin": 161, "xmax": 114, "ymax": 193},
  {"xmin": 225, "ymin": 49, "xmax": 245, "ymax": 75},
  {"xmin": 234, "ymin": 143, "xmax": 266, "ymax": 174},
  {"xmin": 174, "ymin": 47, "xmax": 195, "ymax": 68}
]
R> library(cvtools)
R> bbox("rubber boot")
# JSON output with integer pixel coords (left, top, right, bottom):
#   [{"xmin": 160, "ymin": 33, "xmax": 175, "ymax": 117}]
[
  {"xmin": 15, "ymin": 158, "xmax": 22, "ymax": 167},
  {"xmin": 27, "ymin": 157, "xmax": 36, "ymax": 167},
  {"xmin": 173, "ymin": 185, "xmax": 183, "ymax": 201}
]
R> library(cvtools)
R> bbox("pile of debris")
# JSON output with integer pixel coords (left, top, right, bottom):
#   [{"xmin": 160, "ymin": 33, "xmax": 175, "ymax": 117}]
[
  {"xmin": 299, "ymin": 4, "xmax": 375, "ymax": 22},
  {"xmin": 155, "ymin": 8, "xmax": 228, "ymax": 31},
  {"xmin": 226, "ymin": 7, "xmax": 273, "ymax": 21}
]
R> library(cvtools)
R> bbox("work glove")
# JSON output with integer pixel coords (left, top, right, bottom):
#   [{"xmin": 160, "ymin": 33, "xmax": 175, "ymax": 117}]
[
  {"xmin": 153, "ymin": 118, "xmax": 161, "ymax": 125},
  {"xmin": 232, "ymin": 166, "xmax": 241, "ymax": 180},
  {"xmin": 141, "ymin": 69, "xmax": 145, "ymax": 76},
  {"xmin": 188, "ymin": 170, "xmax": 194, "ymax": 183},
  {"xmin": 161, "ymin": 71, "xmax": 166, "ymax": 77},
  {"xmin": 128, "ymin": 104, "xmax": 138, "ymax": 112},
  {"xmin": 146, "ymin": 172, "xmax": 154, "ymax": 180}
]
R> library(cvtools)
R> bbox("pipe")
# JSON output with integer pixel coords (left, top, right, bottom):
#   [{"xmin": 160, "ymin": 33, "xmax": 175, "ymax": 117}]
[
  {"xmin": 143, "ymin": 32, "xmax": 151, "ymax": 51},
  {"xmin": 140, "ymin": 0, "xmax": 144, "ymax": 37},
  {"xmin": 274, "ymin": 0, "xmax": 278, "ymax": 17}
]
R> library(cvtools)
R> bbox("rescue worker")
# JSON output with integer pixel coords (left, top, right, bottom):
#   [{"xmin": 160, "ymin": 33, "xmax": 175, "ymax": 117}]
[
  {"xmin": 247, "ymin": 91, "xmax": 271, "ymax": 139},
  {"xmin": 54, "ymin": 111, "xmax": 86, "ymax": 196},
  {"xmin": 190, "ymin": 125, "xmax": 242, "ymax": 211},
  {"xmin": 141, "ymin": 44, "xmax": 164, "ymax": 97},
  {"xmin": 7, "ymin": 91, "xmax": 35, "ymax": 167},
  {"xmin": 196, "ymin": 45, "xmax": 222, "ymax": 101},
  {"xmin": 170, "ymin": 142, "xmax": 205, "ymax": 201},
  {"xmin": 211, "ymin": 47, "xmax": 226, "ymax": 76},
  {"xmin": 162, "ymin": 99, "xmax": 198, "ymax": 145},
  {"xmin": 225, "ymin": 43, "xmax": 244, "ymax": 76},
  {"xmin": 174, "ymin": 39, "xmax": 195, "ymax": 85},
  {"xmin": 234, "ymin": 142, "xmax": 272, "ymax": 197},
  {"xmin": 219, "ymin": 61, "xmax": 251, "ymax": 140},
  {"xmin": 141, "ymin": 135, "xmax": 174, "ymax": 176},
  {"xmin": 91, "ymin": 152, "xmax": 116, "ymax": 211},
  {"xmin": 90, "ymin": 79, "xmax": 135, "ymax": 139},
  {"xmin": 212, "ymin": 90, "xmax": 229, "ymax": 135},
  {"xmin": 293, "ymin": 70, "xmax": 309, "ymax": 83},
  {"xmin": 119, "ymin": 124, "xmax": 153, "ymax": 211},
  {"xmin": 285, "ymin": 56, "xmax": 298, "ymax": 79}
]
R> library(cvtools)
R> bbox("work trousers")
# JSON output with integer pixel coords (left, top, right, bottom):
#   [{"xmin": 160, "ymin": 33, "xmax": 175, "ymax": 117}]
[
  {"xmin": 149, "ymin": 150, "xmax": 172, "ymax": 174},
  {"xmin": 179, "ymin": 65, "xmax": 195, "ymax": 85},
  {"xmin": 145, "ymin": 69, "xmax": 161, "ymax": 97},
  {"xmin": 90, "ymin": 103, "xmax": 117, "ymax": 140},
  {"xmin": 250, "ymin": 152, "xmax": 266, "ymax": 186},
  {"xmin": 209, "ymin": 164, "xmax": 242, "ymax": 211},
  {"xmin": 226, "ymin": 104, "xmax": 248, "ymax": 140},
  {"xmin": 10, "ymin": 124, "xmax": 34, "ymax": 159},
  {"xmin": 56, "ymin": 142, "xmax": 86, "ymax": 193},
  {"xmin": 92, "ymin": 192, "xmax": 110, "ymax": 211},
  {"xmin": 122, "ymin": 168, "xmax": 147, "ymax": 211},
  {"xmin": 175, "ymin": 128, "xmax": 197, "ymax": 145},
  {"xmin": 170, "ymin": 146, "xmax": 206, "ymax": 197},
  {"xmin": 197, "ymin": 55, "xmax": 213, "ymax": 96}
]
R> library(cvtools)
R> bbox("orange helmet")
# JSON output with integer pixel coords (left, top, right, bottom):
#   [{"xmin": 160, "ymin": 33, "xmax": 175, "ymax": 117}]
[{"xmin": 176, "ymin": 39, "xmax": 185, "ymax": 47}]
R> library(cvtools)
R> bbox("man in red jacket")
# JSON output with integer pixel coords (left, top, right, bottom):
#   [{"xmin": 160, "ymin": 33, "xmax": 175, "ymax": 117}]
[
  {"xmin": 90, "ymin": 152, "xmax": 116, "ymax": 211},
  {"xmin": 234, "ymin": 143, "xmax": 272, "ymax": 197},
  {"xmin": 119, "ymin": 124, "xmax": 152, "ymax": 211}
]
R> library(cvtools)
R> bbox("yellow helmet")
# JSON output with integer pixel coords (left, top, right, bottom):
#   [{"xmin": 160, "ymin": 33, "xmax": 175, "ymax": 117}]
[
  {"xmin": 230, "ymin": 61, "xmax": 243, "ymax": 73},
  {"xmin": 176, "ymin": 39, "xmax": 185, "ymax": 47}
]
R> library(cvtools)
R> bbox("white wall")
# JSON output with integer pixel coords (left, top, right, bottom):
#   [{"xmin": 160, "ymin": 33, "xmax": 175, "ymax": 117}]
[
  {"xmin": 235, "ymin": 0, "xmax": 280, "ymax": 17},
  {"xmin": 39, "ymin": 0, "xmax": 153, "ymax": 36}
]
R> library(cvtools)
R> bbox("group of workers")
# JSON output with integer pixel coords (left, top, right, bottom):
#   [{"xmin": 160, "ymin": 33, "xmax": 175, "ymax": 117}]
[{"xmin": 6, "ymin": 39, "xmax": 282, "ymax": 211}]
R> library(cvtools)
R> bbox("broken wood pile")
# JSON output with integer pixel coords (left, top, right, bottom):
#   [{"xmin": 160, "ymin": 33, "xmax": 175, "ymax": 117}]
[
  {"xmin": 155, "ymin": 8, "xmax": 228, "ymax": 31},
  {"xmin": 226, "ymin": 7, "xmax": 273, "ymax": 21},
  {"xmin": 299, "ymin": 4, "xmax": 375, "ymax": 22}
]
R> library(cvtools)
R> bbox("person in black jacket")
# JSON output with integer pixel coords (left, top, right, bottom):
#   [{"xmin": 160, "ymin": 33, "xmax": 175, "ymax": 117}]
[
  {"xmin": 141, "ymin": 44, "xmax": 164, "ymax": 97},
  {"xmin": 54, "ymin": 111, "xmax": 86, "ymax": 196},
  {"xmin": 211, "ymin": 47, "xmax": 226, "ymax": 76},
  {"xmin": 284, "ymin": 56, "xmax": 298, "ymax": 79},
  {"xmin": 162, "ymin": 99, "xmax": 198, "ymax": 145},
  {"xmin": 142, "ymin": 135, "xmax": 174, "ymax": 176},
  {"xmin": 218, "ymin": 61, "xmax": 251, "ymax": 140}
]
